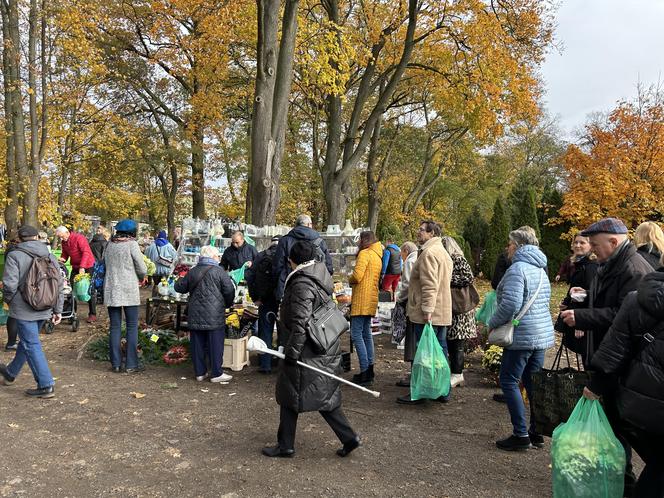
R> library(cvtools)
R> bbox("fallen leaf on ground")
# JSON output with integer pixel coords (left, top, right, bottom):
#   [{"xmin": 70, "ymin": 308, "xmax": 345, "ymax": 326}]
[
  {"xmin": 7, "ymin": 423, "xmax": 19, "ymax": 428},
  {"xmin": 162, "ymin": 382, "xmax": 178, "ymax": 389},
  {"xmin": 130, "ymin": 392, "xmax": 146, "ymax": 399},
  {"xmin": 78, "ymin": 398, "xmax": 89, "ymax": 405}
]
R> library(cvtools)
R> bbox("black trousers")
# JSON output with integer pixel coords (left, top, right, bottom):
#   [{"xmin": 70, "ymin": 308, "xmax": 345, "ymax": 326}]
[
  {"xmin": 617, "ymin": 421, "xmax": 664, "ymax": 497},
  {"xmin": 5, "ymin": 316, "xmax": 17, "ymax": 346},
  {"xmin": 447, "ymin": 338, "xmax": 465, "ymax": 374},
  {"xmin": 277, "ymin": 405, "xmax": 357, "ymax": 450}
]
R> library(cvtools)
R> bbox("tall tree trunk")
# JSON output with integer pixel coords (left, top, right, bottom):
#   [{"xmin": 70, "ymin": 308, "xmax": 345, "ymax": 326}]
[
  {"xmin": 249, "ymin": 0, "xmax": 299, "ymax": 225},
  {"xmin": 190, "ymin": 125, "xmax": 205, "ymax": 218},
  {"xmin": 321, "ymin": 0, "xmax": 420, "ymax": 225},
  {"xmin": 1, "ymin": 4, "xmax": 19, "ymax": 238},
  {"xmin": 366, "ymin": 113, "xmax": 383, "ymax": 233}
]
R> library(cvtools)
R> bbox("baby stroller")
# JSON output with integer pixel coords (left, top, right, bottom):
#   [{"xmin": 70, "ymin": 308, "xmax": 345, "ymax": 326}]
[{"xmin": 42, "ymin": 263, "xmax": 79, "ymax": 334}]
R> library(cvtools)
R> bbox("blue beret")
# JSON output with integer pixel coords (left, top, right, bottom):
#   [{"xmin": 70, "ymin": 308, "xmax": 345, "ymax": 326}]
[{"xmin": 115, "ymin": 219, "xmax": 137, "ymax": 233}]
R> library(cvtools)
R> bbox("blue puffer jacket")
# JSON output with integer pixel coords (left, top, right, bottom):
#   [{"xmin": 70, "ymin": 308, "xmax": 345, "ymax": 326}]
[{"xmin": 488, "ymin": 245, "xmax": 554, "ymax": 351}]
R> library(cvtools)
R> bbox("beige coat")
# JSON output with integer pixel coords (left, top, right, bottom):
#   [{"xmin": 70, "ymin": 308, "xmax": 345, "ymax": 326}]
[{"xmin": 407, "ymin": 237, "xmax": 453, "ymax": 326}]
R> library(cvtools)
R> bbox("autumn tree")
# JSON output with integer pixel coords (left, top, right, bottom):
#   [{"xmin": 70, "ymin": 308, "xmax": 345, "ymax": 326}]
[
  {"xmin": 560, "ymin": 86, "xmax": 664, "ymax": 228},
  {"xmin": 509, "ymin": 179, "xmax": 540, "ymax": 238}
]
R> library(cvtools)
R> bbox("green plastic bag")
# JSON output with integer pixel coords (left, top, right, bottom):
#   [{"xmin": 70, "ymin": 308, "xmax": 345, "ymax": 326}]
[
  {"xmin": 74, "ymin": 277, "xmax": 91, "ymax": 302},
  {"xmin": 228, "ymin": 263, "xmax": 247, "ymax": 285},
  {"xmin": 475, "ymin": 290, "xmax": 497, "ymax": 324},
  {"xmin": 411, "ymin": 322, "xmax": 451, "ymax": 400},
  {"xmin": 552, "ymin": 398, "xmax": 625, "ymax": 498}
]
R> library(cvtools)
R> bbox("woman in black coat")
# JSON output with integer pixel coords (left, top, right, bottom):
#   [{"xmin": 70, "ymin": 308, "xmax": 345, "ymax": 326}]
[
  {"xmin": 584, "ymin": 271, "xmax": 664, "ymax": 497},
  {"xmin": 634, "ymin": 221, "xmax": 664, "ymax": 270},
  {"xmin": 174, "ymin": 245, "xmax": 235, "ymax": 383},
  {"xmin": 554, "ymin": 234, "xmax": 598, "ymax": 354},
  {"xmin": 262, "ymin": 240, "xmax": 360, "ymax": 458}
]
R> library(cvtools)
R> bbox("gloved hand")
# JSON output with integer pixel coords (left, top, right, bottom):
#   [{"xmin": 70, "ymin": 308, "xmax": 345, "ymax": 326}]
[{"xmin": 284, "ymin": 356, "xmax": 298, "ymax": 367}]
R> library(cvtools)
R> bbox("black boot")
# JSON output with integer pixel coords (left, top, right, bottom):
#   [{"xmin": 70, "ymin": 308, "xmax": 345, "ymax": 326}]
[
  {"xmin": 368, "ymin": 364, "xmax": 374, "ymax": 380},
  {"xmin": 351, "ymin": 370, "xmax": 372, "ymax": 386}
]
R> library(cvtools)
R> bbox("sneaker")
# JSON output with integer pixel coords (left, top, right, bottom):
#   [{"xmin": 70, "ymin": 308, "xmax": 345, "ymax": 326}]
[
  {"xmin": 87, "ymin": 315, "xmax": 97, "ymax": 323},
  {"xmin": 0, "ymin": 364, "xmax": 16, "ymax": 385},
  {"xmin": 211, "ymin": 373, "xmax": 233, "ymax": 383},
  {"xmin": 196, "ymin": 373, "xmax": 209, "ymax": 382},
  {"xmin": 25, "ymin": 386, "xmax": 55, "ymax": 398},
  {"xmin": 496, "ymin": 435, "xmax": 532, "ymax": 451},
  {"xmin": 450, "ymin": 373, "xmax": 465, "ymax": 388},
  {"xmin": 124, "ymin": 365, "xmax": 145, "ymax": 374},
  {"xmin": 4, "ymin": 343, "xmax": 18, "ymax": 351},
  {"xmin": 529, "ymin": 432, "xmax": 545, "ymax": 449}
]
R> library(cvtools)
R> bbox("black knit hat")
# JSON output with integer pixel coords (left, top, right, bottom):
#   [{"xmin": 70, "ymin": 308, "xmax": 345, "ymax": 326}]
[{"xmin": 289, "ymin": 240, "xmax": 316, "ymax": 265}]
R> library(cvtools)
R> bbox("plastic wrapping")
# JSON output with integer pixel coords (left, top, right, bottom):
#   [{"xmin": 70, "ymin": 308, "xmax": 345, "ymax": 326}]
[{"xmin": 411, "ymin": 323, "xmax": 451, "ymax": 400}]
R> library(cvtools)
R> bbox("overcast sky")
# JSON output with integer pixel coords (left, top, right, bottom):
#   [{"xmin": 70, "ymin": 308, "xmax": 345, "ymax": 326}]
[{"xmin": 541, "ymin": 0, "xmax": 664, "ymax": 138}]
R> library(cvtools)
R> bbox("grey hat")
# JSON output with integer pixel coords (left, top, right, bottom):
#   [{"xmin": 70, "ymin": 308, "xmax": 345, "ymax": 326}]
[
  {"xmin": 509, "ymin": 226, "xmax": 539, "ymax": 248},
  {"xmin": 18, "ymin": 225, "xmax": 39, "ymax": 239}
]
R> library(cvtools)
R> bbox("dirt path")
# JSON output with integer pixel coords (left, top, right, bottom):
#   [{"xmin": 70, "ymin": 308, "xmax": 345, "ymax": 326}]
[{"xmin": 0, "ymin": 313, "xmax": 557, "ymax": 498}]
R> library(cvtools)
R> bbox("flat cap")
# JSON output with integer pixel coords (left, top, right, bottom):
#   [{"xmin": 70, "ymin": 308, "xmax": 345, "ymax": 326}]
[
  {"xmin": 580, "ymin": 217, "xmax": 628, "ymax": 236},
  {"xmin": 18, "ymin": 225, "xmax": 39, "ymax": 239}
]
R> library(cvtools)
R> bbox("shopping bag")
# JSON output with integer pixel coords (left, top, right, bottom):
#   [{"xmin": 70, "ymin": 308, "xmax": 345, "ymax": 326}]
[
  {"xmin": 552, "ymin": 398, "xmax": 625, "ymax": 498},
  {"xmin": 0, "ymin": 304, "xmax": 8, "ymax": 326},
  {"xmin": 228, "ymin": 264, "xmax": 247, "ymax": 285},
  {"xmin": 410, "ymin": 323, "xmax": 450, "ymax": 400},
  {"xmin": 531, "ymin": 343, "xmax": 589, "ymax": 437},
  {"xmin": 73, "ymin": 276, "xmax": 91, "ymax": 302},
  {"xmin": 391, "ymin": 301, "xmax": 407, "ymax": 344},
  {"xmin": 475, "ymin": 290, "xmax": 497, "ymax": 325}
]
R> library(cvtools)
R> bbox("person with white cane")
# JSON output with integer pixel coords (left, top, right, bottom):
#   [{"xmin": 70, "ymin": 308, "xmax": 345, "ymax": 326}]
[{"xmin": 261, "ymin": 240, "xmax": 361, "ymax": 458}]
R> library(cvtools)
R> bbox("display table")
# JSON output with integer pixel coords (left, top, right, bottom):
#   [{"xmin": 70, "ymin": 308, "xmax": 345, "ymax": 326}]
[{"xmin": 146, "ymin": 296, "xmax": 188, "ymax": 332}]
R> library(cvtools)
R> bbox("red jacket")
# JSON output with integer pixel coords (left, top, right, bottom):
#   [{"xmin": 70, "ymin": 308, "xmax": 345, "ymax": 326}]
[{"xmin": 61, "ymin": 232, "xmax": 95, "ymax": 270}]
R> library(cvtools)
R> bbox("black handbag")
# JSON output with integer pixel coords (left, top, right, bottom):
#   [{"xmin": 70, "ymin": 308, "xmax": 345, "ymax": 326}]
[
  {"xmin": 530, "ymin": 343, "xmax": 590, "ymax": 437},
  {"xmin": 307, "ymin": 287, "xmax": 349, "ymax": 354}
]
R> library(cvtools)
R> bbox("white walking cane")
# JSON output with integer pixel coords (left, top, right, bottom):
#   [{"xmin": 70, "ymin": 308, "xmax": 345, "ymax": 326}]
[{"xmin": 247, "ymin": 336, "xmax": 380, "ymax": 398}]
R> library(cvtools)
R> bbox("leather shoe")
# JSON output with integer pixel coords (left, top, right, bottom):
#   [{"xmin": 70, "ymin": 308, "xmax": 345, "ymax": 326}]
[
  {"xmin": 493, "ymin": 393, "xmax": 506, "ymax": 403},
  {"xmin": 396, "ymin": 394, "xmax": 425, "ymax": 405},
  {"xmin": 262, "ymin": 445, "xmax": 294, "ymax": 458},
  {"xmin": 337, "ymin": 436, "xmax": 361, "ymax": 457},
  {"xmin": 395, "ymin": 376, "xmax": 410, "ymax": 388}
]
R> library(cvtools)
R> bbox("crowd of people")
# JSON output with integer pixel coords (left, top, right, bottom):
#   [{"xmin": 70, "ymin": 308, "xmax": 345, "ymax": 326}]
[{"xmin": 1, "ymin": 213, "xmax": 663, "ymax": 494}]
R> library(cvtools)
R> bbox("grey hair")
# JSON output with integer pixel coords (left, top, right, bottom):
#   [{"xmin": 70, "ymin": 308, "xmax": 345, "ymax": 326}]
[
  {"xmin": 55, "ymin": 226, "xmax": 69, "ymax": 236},
  {"xmin": 441, "ymin": 236, "xmax": 464, "ymax": 257},
  {"xmin": 200, "ymin": 245, "xmax": 220, "ymax": 259},
  {"xmin": 295, "ymin": 214, "xmax": 312, "ymax": 227},
  {"xmin": 400, "ymin": 241, "xmax": 418, "ymax": 254},
  {"xmin": 509, "ymin": 225, "xmax": 539, "ymax": 247}
]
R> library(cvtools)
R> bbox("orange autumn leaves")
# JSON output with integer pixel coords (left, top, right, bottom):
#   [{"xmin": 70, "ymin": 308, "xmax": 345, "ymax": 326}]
[{"xmin": 561, "ymin": 90, "xmax": 664, "ymax": 229}]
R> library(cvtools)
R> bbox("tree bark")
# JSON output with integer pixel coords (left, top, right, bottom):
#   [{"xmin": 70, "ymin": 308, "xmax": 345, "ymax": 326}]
[
  {"xmin": 190, "ymin": 125, "xmax": 205, "ymax": 218},
  {"xmin": 249, "ymin": 0, "xmax": 299, "ymax": 225},
  {"xmin": 1, "ymin": 3, "xmax": 18, "ymax": 237},
  {"xmin": 366, "ymin": 113, "xmax": 383, "ymax": 232}
]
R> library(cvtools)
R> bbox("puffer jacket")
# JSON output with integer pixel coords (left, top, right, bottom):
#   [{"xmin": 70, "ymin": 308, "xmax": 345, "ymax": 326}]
[
  {"xmin": 488, "ymin": 245, "xmax": 554, "ymax": 351},
  {"xmin": 589, "ymin": 271, "xmax": 664, "ymax": 435},
  {"xmin": 174, "ymin": 258, "xmax": 235, "ymax": 331},
  {"xmin": 381, "ymin": 244, "xmax": 401, "ymax": 275},
  {"xmin": 574, "ymin": 241, "xmax": 653, "ymax": 360},
  {"xmin": 144, "ymin": 241, "xmax": 177, "ymax": 276},
  {"xmin": 349, "ymin": 241, "xmax": 383, "ymax": 316},
  {"xmin": 276, "ymin": 261, "xmax": 342, "ymax": 413}
]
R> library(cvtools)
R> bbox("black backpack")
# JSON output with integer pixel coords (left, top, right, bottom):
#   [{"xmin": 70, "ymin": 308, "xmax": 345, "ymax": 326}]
[{"xmin": 249, "ymin": 249, "xmax": 277, "ymax": 302}]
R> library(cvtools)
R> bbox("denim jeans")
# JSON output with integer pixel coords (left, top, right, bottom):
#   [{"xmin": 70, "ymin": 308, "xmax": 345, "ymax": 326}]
[
  {"xmin": 499, "ymin": 348, "xmax": 545, "ymax": 437},
  {"xmin": 412, "ymin": 322, "xmax": 450, "ymax": 401},
  {"xmin": 7, "ymin": 319, "xmax": 54, "ymax": 388},
  {"xmin": 257, "ymin": 301, "xmax": 278, "ymax": 371},
  {"xmin": 351, "ymin": 316, "xmax": 374, "ymax": 372},
  {"xmin": 108, "ymin": 306, "xmax": 140, "ymax": 369}
]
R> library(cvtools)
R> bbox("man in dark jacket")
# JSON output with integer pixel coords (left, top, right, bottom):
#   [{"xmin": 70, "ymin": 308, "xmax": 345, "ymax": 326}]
[
  {"xmin": 273, "ymin": 214, "xmax": 333, "ymax": 301},
  {"xmin": 584, "ymin": 271, "xmax": 664, "ymax": 497},
  {"xmin": 245, "ymin": 236, "xmax": 280, "ymax": 373},
  {"xmin": 174, "ymin": 245, "xmax": 235, "ymax": 383},
  {"xmin": 560, "ymin": 218, "xmax": 653, "ymax": 364},
  {"xmin": 220, "ymin": 231, "xmax": 258, "ymax": 271},
  {"xmin": 262, "ymin": 241, "xmax": 359, "ymax": 458},
  {"xmin": 0, "ymin": 225, "xmax": 64, "ymax": 398},
  {"xmin": 560, "ymin": 217, "xmax": 652, "ymax": 496}
]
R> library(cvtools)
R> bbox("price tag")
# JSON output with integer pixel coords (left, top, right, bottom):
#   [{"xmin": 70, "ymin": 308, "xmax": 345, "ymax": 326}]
[{"xmin": 150, "ymin": 334, "xmax": 160, "ymax": 343}]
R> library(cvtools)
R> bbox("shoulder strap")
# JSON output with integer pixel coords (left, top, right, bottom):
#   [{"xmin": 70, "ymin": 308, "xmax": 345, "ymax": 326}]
[
  {"xmin": 189, "ymin": 266, "xmax": 214, "ymax": 293},
  {"xmin": 515, "ymin": 269, "xmax": 545, "ymax": 322},
  {"xmin": 13, "ymin": 247, "xmax": 45, "ymax": 287}
]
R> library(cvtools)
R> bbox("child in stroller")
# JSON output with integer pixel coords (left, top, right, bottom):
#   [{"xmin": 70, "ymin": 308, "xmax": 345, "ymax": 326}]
[{"xmin": 42, "ymin": 263, "xmax": 79, "ymax": 334}]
